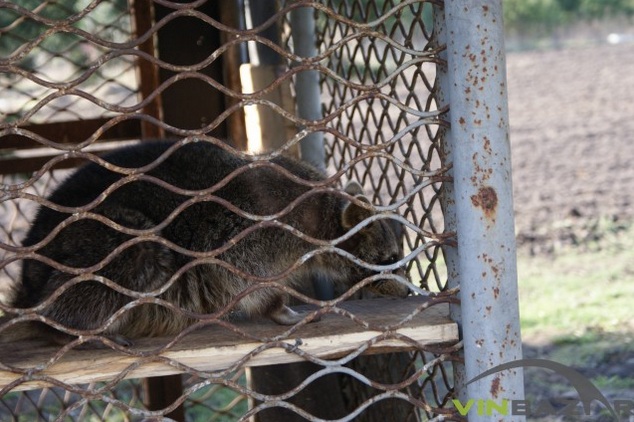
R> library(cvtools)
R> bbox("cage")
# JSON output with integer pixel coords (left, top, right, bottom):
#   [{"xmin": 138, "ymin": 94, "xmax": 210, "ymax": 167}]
[{"xmin": 0, "ymin": 1, "xmax": 523, "ymax": 421}]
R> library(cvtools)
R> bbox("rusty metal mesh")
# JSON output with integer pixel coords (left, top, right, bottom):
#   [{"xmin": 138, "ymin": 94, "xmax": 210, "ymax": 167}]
[
  {"xmin": 1, "ymin": 0, "xmax": 459, "ymax": 420},
  {"xmin": 0, "ymin": 0, "xmax": 138, "ymax": 124}
]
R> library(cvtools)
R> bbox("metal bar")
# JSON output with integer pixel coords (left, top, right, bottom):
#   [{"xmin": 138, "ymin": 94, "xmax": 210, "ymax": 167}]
[
  {"xmin": 432, "ymin": 2, "xmax": 467, "ymax": 404},
  {"xmin": 442, "ymin": 1, "xmax": 525, "ymax": 419},
  {"xmin": 290, "ymin": 5, "xmax": 329, "ymax": 302},
  {"xmin": 290, "ymin": 6, "xmax": 326, "ymax": 172}
]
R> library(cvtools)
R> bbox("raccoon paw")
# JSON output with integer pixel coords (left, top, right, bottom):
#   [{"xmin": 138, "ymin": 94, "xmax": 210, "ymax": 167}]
[
  {"xmin": 73, "ymin": 334, "xmax": 133, "ymax": 349},
  {"xmin": 269, "ymin": 305, "xmax": 320, "ymax": 325}
]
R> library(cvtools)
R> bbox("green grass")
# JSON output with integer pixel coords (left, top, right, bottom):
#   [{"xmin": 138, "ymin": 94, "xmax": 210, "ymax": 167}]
[
  {"xmin": 593, "ymin": 374, "xmax": 634, "ymax": 391},
  {"xmin": 517, "ymin": 221, "xmax": 634, "ymax": 341},
  {"xmin": 517, "ymin": 221, "xmax": 634, "ymax": 413}
]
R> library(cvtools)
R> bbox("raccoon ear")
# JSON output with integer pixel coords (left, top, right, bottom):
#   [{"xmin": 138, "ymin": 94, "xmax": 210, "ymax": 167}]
[
  {"xmin": 341, "ymin": 195, "xmax": 374, "ymax": 230},
  {"xmin": 344, "ymin": 181, "xmax": 365, "ymax": 196}
]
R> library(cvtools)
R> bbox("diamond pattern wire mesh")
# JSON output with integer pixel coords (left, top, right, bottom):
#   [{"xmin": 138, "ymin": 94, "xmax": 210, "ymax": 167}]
[
  {"xmin": 313, "ymin": 0, "xmax": 449, "ymax": 292},
  {"xmin": 1, "ymin": 1, "xmax": 460, "ymax": 420},
  {"xmin": 0, "ymin": 0, "xmax": 138, "ymax": 124}
]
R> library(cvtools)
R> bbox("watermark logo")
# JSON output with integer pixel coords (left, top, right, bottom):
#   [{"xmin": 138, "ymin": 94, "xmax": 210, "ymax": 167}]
[{"xmin": 452, "ymin": 358, "xmax": 633, "ymax": 420}]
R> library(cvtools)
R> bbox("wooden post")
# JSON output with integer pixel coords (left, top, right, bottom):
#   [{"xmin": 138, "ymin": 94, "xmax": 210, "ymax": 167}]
[
  {"xmin": 153, "ymin": 0, "xmax": 226, "ymax": 137},
  {"xmin": 219, "ymin": 0, "xmax": 249, "ymax": 150},
  {"xmin": 222, "ymin": 0, "xmax": 297, "ymax": 155},
  {"xmin": 142, "ymin": 376, "xmax": 185, "ymax": 421},
  {"xmin": 131, "ymin": 0, "xmax": 163, "ymax": 139}
]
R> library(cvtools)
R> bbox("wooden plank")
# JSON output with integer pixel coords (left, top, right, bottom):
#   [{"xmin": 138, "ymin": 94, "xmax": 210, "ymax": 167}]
[
  {"xmin": 131, "ymin": 0, "xmax": 164, "ymax": 139},
  {"xmin": 0, "ymin": 139, "xmax": 143, "ymax": 174},
  {"xmin": 0, "ymin": 118, "xmax": 141, "ymax": 151},
  {"xmin": 240, "ymin": 63, "xmax": 299, "ymax": 156},
  {"xmin": 0, "ymin": 297, "xmax": 457, "ymax": 392},
  {"xmin": 0, "ymin": 119, "xmax": 143, "ymax": 174}
]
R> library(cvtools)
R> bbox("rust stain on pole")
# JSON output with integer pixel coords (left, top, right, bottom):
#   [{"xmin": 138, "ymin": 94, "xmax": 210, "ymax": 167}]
[
  {"xmin": 470, "ymin": 186, "xmax": 498, "ymax": 219},
  {"xmin": 490, "ymin": 375, "xmax": 501, "ymax": 398}
]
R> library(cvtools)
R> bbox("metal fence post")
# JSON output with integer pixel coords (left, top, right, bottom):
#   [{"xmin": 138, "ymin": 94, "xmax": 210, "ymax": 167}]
[
  {"xmin": 442, "ymin": 1, "xmax": 525, "ymax": 419},
  {"xmin": 433, "ymin": 2, "xmax": 468, "ymax": 405},
  {"xmin": 290, "ymin": 5, "xmax": 326, "ymax": 172}
]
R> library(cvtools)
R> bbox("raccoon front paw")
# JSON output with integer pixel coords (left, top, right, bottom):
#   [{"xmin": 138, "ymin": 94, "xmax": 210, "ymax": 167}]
[
  {"xmin": 42, "ymin": 331, "xmax": 133, "ymax": 349},
  {"xmin": 269, "ymin": 305, "xmax": 320, "ymax": 325},
  {"xmin": 74, "ymin": 334, "xmax": 133, "ymax": 349}
]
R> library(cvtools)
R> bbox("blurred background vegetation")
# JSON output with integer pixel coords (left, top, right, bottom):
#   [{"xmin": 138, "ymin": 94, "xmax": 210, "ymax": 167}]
[
  {"xmin": 0, "ymin": 0, "xmax": 128, "ymax": 71},
  {"xmin": 503, "ymin": 0, "xmax": 634, "ymax": 49},
  {"xmin": 4, "ymin": 0, "xmax": 633, "ymax": 65},
  {"xmin": 505, "ymin": 0, "xmax": 634, "ymax": 26}
]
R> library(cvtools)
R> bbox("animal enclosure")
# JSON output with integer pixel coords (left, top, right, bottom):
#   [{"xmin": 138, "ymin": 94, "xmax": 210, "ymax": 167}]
[{"xmin": 0, "ymin": 0, "xmax": 522, "ymax": 421}]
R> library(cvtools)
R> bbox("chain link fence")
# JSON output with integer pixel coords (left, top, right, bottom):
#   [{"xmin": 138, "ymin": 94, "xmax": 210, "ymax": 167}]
[{"xmin": 1, "ymin": 1, "xmax": 465, "ymax": 420}]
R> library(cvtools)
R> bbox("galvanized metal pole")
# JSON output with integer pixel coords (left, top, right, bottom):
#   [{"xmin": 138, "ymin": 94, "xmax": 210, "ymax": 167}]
[
  {"xmin": 442, "ymin": 1, "xmax": 525, "ymax": 419},
  {"xmin": 290, "ymin": 6, "xmax": 326, "ymax": 172},
  {"xmin": 432, "ymin": 3, "xmax": 468, "ymax": 405}
]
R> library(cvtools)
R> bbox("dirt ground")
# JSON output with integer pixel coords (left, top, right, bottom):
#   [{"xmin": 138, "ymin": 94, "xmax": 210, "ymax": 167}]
[
  {"xmin": 506, "ymin": 43, "xmax": 634, "ymax": 253},
  {"xmin": 506, "ymin": 42, "xmax": 634, "ymax": 419}
]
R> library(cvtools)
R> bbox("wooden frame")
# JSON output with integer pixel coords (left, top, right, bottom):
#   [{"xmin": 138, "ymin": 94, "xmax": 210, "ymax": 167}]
[{"xmin": 0, "ymin": 297, "xmax": 457, "ymax": 392}]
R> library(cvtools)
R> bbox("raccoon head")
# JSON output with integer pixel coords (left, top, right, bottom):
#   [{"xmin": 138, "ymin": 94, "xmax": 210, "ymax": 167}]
[{"xmin": 338, "ymin": 182, "xmax": 411, "ymax": 298}]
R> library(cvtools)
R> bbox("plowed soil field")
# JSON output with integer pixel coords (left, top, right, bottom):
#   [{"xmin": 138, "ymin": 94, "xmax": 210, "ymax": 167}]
[{"xmin": 507, "ymin": 43, "xmax": 634, "ymax": 253}]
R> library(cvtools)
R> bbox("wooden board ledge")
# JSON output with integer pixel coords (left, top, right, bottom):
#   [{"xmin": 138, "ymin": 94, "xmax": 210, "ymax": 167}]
[{"xmin": 0, "ymin": 296, "xmax": 458, "ymax": 392}]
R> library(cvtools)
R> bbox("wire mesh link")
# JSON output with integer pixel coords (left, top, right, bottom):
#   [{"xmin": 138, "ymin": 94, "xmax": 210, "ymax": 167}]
[
  {"xmin": 1, "ymin": 0, "xmax": 459, "ymax": 420},
  {"xmin": 0, "ymin": 0, "xmax": 138, "ymax": 124}
]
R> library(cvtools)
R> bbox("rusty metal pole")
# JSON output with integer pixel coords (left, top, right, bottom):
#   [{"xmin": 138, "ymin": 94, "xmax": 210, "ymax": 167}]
[
  {"xmin": 290, "ymin": 6, "xmax": 326, "ymax": 172},
  {"xmin": 442, "ymin": 1, "xmax": 525, "ymax": 419},
  {"xmin": 432, "ymin": 2, "xmax": 468, "ymax": 405}
]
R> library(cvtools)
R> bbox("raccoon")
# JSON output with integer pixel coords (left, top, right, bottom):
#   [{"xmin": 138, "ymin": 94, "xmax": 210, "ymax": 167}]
[{"xmin": 2, "ymin": 140, "xmax": 409, "ymax": 345}]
